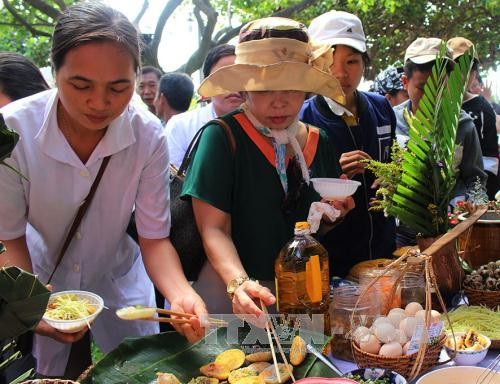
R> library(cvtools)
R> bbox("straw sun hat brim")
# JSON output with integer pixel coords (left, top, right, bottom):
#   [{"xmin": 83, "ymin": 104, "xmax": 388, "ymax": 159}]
[{"xmin": 198, "ymin": 61, "xmax": 346, "ymax": 105}]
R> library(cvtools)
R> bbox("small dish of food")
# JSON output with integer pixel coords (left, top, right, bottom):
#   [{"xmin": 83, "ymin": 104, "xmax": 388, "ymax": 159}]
[
  {"xmin": 444, "ymin": 329, "xmax": 491, "ymax": 366},
  {"xmin": 310, "ymin": 178, "xmax": 361, "ymax": 200},
  {"xmin": 344, "ymin": 368, "xmax": 407, "ymax": 384},
  {"xmin": 43, "ymin": 290, "xmax": 104, "ymax": 333}
]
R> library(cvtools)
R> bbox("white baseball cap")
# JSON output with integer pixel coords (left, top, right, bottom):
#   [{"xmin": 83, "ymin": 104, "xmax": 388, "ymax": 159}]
[{"xmin": 308, "ymin": 10, "xmax": 366, "ymax": 53}]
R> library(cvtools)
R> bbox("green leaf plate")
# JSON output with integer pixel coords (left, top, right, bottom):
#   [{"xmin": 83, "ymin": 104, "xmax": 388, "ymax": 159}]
[{"xmin": 80, "ymin": 324, "xmax": 339, "ymax": 383}]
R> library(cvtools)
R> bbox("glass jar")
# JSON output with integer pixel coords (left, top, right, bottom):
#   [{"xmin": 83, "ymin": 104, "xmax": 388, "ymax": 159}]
[
  {"xmin": 359, "ymin": 268, "xmax": 401, "ymax": 316},
  {"xmin": 400, "ymin": 272, "xmax": 425, "ymax": 307},
  {"xmin": 275, "ymin": 222, "xmax": 330, "ymax": 335},
  {"xmin": 330, "ymin": 284, "xmax": 372, "ymax": 361}
]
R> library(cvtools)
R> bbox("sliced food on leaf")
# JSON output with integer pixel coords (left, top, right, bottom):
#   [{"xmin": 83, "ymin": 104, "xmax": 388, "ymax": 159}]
[
  {"xmin": 246, "ymin": 351, "xmax": 272, "ymax": 363},
  {"xmin": 259, "ymin": 363, "xmax": 293, "ymax": 384},
  {"xmin": 215, "ymin": 348, "xmax": 246, "ymax": 370},
  {"xmin": 156, "ymin": 372, "xmax": 181, "ymax": 384},
  {"xmin": 200, "ymin": 362, "xmax": 231, "ymax": 380},
  {"xmin": 187, "ymin": 376, "xmax": 219, "ymax": 384}
]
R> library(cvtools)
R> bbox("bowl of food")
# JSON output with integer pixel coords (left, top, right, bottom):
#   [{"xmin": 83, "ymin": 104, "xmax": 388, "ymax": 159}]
[
  {"xmin": 415, "ymin": 366, "xmax": 500, "ymax": 384},
  {"xmin": 310, "ymin": 178, "xmax": 361, "ymax": 200},
  {"xmin": 444, "ymin": 329, "xmax": 491, "ymax": 366},
  {"xmin": 43, "ymin": 290, "xmax": 104, "ymax": 333},
  {"xmin": 344, "ymin": 368, "xmax": 407, "ymax": 384},
  {"xmin": 294, "ymin": 379, "xmax": 358, "ymax": 384}
]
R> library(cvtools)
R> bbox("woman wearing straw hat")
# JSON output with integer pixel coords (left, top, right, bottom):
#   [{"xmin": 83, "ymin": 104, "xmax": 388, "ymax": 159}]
[{"xmin": 182, "ymin": 17, "xmax": 355, "ymax": 317}]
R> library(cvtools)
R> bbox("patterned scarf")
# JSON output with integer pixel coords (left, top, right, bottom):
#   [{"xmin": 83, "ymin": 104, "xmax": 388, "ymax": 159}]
[{"xmin": 241, "ymin": 103, "xmax": 310, "ymax": 193}]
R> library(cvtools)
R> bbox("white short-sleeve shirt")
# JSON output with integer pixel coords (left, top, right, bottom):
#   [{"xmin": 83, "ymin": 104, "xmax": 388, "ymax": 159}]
[{"xmin": 0, "ymin": 89, "xmax": 170, "ymax": 375}]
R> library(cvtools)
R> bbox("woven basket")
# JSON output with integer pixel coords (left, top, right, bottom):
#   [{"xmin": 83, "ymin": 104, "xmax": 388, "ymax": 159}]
[
  {"xmin": 464, "ymin": 286, "xmax": 500, "ymax": 309},
  {"xmin": 351, "ymin": 333, "xmax": 446, "ymax": 379}
]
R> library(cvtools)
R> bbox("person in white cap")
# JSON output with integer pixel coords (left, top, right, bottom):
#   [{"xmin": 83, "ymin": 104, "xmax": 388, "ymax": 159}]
[
  {"xmin": 181, "ymin": 17, "xmax": 355, "ymax": 316},
  {"xmin": 447, "ymin": 37, "xmax": 498, "ymax": 200},
  {"xmin": 394, "ymin": 37, "xmax": 487, "ymax": 245},
  {"xmin": 299, "ymin": 10, "xmax": 396, "ymax": 278}
]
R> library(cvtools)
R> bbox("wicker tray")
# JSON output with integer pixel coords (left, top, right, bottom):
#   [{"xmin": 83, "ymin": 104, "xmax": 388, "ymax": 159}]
[
  {"xmin": 464, "ymin": 286, "xmax": 500, "ymax": 309},
  {"xmin": 352, "ymin": 333, "xmax": 446, "ymax": 379}
]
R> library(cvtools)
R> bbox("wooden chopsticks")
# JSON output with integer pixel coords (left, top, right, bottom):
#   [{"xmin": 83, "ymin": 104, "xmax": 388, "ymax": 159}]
[
  {"xmin": 145, "ymin": 308, "xmax": 227, "ymax": 327},
  {"xmin": 259, "ymin": 294, "xmax": 296, "ymax": 383}
]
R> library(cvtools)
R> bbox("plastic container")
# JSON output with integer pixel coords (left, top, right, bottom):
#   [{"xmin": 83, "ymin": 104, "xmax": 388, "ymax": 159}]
[
  {"xmin": 330, "ymin": 284, "xmax": 372, "ymax": 361},
  {"xmin": 359, "ymin": 268, "xmax": 401, "ymax": 316},
  {"xmin": 43, "ymin": 290, "xmax": 104, "ymax": 333},
  {"xmin": 275, "ymin": 222, "xmax": 330, "ymax": 335},
  {"xmin": 400, "ymin": 272, "xmax": 425, "ymax": 308}
]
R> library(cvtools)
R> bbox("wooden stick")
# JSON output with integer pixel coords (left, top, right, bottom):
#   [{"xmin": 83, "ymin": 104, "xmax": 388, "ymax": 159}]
[
  {"xmin": 263, "ymin": 314, "xmax": 281, "ymax": 383},
  {"xmin": 142, "ymin": 317, "xmax": 191, "ymax": 324},
  {"xmin": 156, "ymin": 308, "xmax": 227, "ymax": 326},
  {"xmin": 421, "ymin": 205, "xmax": 488, "ymax": 256}
]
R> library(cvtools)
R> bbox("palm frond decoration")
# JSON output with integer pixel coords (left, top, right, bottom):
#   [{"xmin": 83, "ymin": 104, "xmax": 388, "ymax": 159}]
[
  {"xmin": 367, "ymin": 43, "xmax": 473, "ymax": 237},
  {"xmin": 0, "ymin": 113, "xmax": 28, "ymax": 181}
]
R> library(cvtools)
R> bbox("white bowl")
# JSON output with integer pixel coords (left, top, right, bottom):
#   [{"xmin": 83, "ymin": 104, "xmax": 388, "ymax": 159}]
[
  {"xmin": 43, "ymin": 290, "xmax": 104, "ymax": 333},
  {"xmin": 310, "ymin": 178, "xmax": 361, "ymax": 200},
  {"xmin": 444, "ymin": 332, "xmax": 491, "ymax": 366},
  {"xmin": 416, "ymin": 366, "xmax": 500, "ymax": 384}
]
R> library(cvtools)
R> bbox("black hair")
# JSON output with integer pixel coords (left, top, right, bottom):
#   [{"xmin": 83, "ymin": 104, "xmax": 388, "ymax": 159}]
[
  {"xmin": 51, "ymin": 2, "xmax": 141, "ymax": 73},
  {"xmin": 0, "ymin": 51, "xmax": 50, "ymax": 101},
  {"xmin": 332, "ymin": 45, "xmax": 371, "ymax": 68},
  {"xmin": 239, "ymin": 27, "xmax": 309, "ymax": 44},
  {"xmin": 141, "ymin": 65, "xmax": 162, "ymax": 80},
  {"xmin": 158, "ymin": 72, "xmax": 194, "ymax": 112},
  {"xmin": 202, "ymin": 44, "xmax": 235, "ymax": 78},
  {"xmin": 404, "ymin": 59, "xmax": 454, "ymax": 79}
]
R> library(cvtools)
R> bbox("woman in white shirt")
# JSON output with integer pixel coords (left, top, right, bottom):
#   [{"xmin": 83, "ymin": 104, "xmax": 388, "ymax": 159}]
[{"xmin": 0, "ymin": 2, "xmax": 206, "ymax": 379}]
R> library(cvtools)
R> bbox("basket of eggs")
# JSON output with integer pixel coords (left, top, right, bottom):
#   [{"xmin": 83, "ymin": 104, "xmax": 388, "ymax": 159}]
[{"xmin": 349, "ymin": 253, "xmax": 452, "ymax": 381}]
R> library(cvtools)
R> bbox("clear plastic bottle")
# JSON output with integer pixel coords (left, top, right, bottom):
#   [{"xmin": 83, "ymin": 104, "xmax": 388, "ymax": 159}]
[
  {"xmin": 275, "ymin": 222, "xmax": 330, "ymax": 335},
  {"xmin": 330, "ymin": 284, "xmax": 372, "ymax": 361}
]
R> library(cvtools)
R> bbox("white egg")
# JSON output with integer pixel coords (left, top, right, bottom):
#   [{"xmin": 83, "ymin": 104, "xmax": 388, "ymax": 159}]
[
  {"xmin": 387, "ymin": 308, "xmax": 407, "ymax": 327},
  {"xmin": 399, "ymin": 316, "xmax": 418, "ymax": 338},
  {"xmin": 405, "ymin": 301, "xmax": 423, "ymax": 316},
  {"xmin": 359, "ymin": 334, "xmax": 381, "ymax": 354},
  {"xmin": 373, "ymin": 322, "xmax": 397, "ymax": 344},
  {"xmin": 394, "ymin": 329, "xmax": 408, "ymax": 345},
  {"xmin": 353, "ymin": 326, "xmax": 371, "ymax": 344},
  {"xmin": 379, "ymin": 341, "xmax": 403, "ymax": 357}
]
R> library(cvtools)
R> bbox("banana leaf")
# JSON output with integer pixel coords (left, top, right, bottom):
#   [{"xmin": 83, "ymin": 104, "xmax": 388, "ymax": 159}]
[
  {"xmin": 0, "ymin": 114, "xmax": 18, "ymax": 163},
  {"xmin": 0, "ymin": 266, "xmax": 50, "ymax": 339},
  {"xmin": 80, "ymin": 325, "xmax": 339, "ymax": 383}
]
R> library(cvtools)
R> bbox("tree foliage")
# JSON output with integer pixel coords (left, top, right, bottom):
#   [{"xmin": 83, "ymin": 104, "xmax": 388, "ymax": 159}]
[{"xmin": 0, "ymin": 0, "xmax": 498, "ymax": 80}]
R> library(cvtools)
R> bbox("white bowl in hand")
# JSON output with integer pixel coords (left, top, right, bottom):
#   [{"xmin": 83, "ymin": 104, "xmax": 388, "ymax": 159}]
[
  {"xmin": 310, "ymin": 178, "xmax": 361, "ymax": 200},
  {"xmin": 43, "ymin": 290, "xmax": 104, "ymax": 333}
]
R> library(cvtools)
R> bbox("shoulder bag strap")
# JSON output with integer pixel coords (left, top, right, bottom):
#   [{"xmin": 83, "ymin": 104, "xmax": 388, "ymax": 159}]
[
  {"xmin": 176, "ymin": 117, "xmax": 236, "ymax": 179},
  {"xmin": 47, "ymin": 155, "xmax": 111, "ymax": 284}
]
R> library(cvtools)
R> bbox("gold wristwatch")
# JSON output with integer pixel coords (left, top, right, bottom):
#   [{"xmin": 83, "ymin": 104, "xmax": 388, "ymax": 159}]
[{"xmin": 226, "ymin": 276, "xmax": 249, "ymax": 299}]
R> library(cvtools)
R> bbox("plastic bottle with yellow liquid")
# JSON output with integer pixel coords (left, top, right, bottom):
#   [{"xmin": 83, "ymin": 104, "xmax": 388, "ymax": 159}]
[{"xmin": 275, "ymin": 221, "xmax": 330, "ymax": 335}]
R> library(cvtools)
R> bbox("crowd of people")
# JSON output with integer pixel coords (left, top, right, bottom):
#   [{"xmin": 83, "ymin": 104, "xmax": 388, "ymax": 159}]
[{"xmin": 0, "ymin": 1, "xmax": 498, "ymax": 380}]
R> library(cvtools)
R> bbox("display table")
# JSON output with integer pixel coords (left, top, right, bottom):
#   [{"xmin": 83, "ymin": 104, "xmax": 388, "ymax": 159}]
[{"xmin": 329, "ymin": 349, "xmax": 499, "ymax": 383}]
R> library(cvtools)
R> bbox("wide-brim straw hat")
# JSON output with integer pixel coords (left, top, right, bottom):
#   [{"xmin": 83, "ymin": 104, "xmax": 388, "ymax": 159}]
[{"xmin": 198, "ymin": 17, "xmax": 345, "ymax": 105}]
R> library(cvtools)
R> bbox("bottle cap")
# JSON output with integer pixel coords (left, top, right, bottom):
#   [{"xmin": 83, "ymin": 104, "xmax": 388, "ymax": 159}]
[{"xmin": 295, "ymin": 221, "xmax": 310, "ymax": 230}]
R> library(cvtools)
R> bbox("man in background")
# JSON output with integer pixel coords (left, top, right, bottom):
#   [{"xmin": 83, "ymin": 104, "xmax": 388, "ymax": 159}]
[
  {"xmin": 137, "ymin": 66, "xmax": 161, "ymax": 114},
  {"xmin": 154, "ymin": 72, "xmax": 194, "ymax": 124},
  {"xmin": 165, "ymin": 44, "xmax": 243, "ymax": 168}
]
